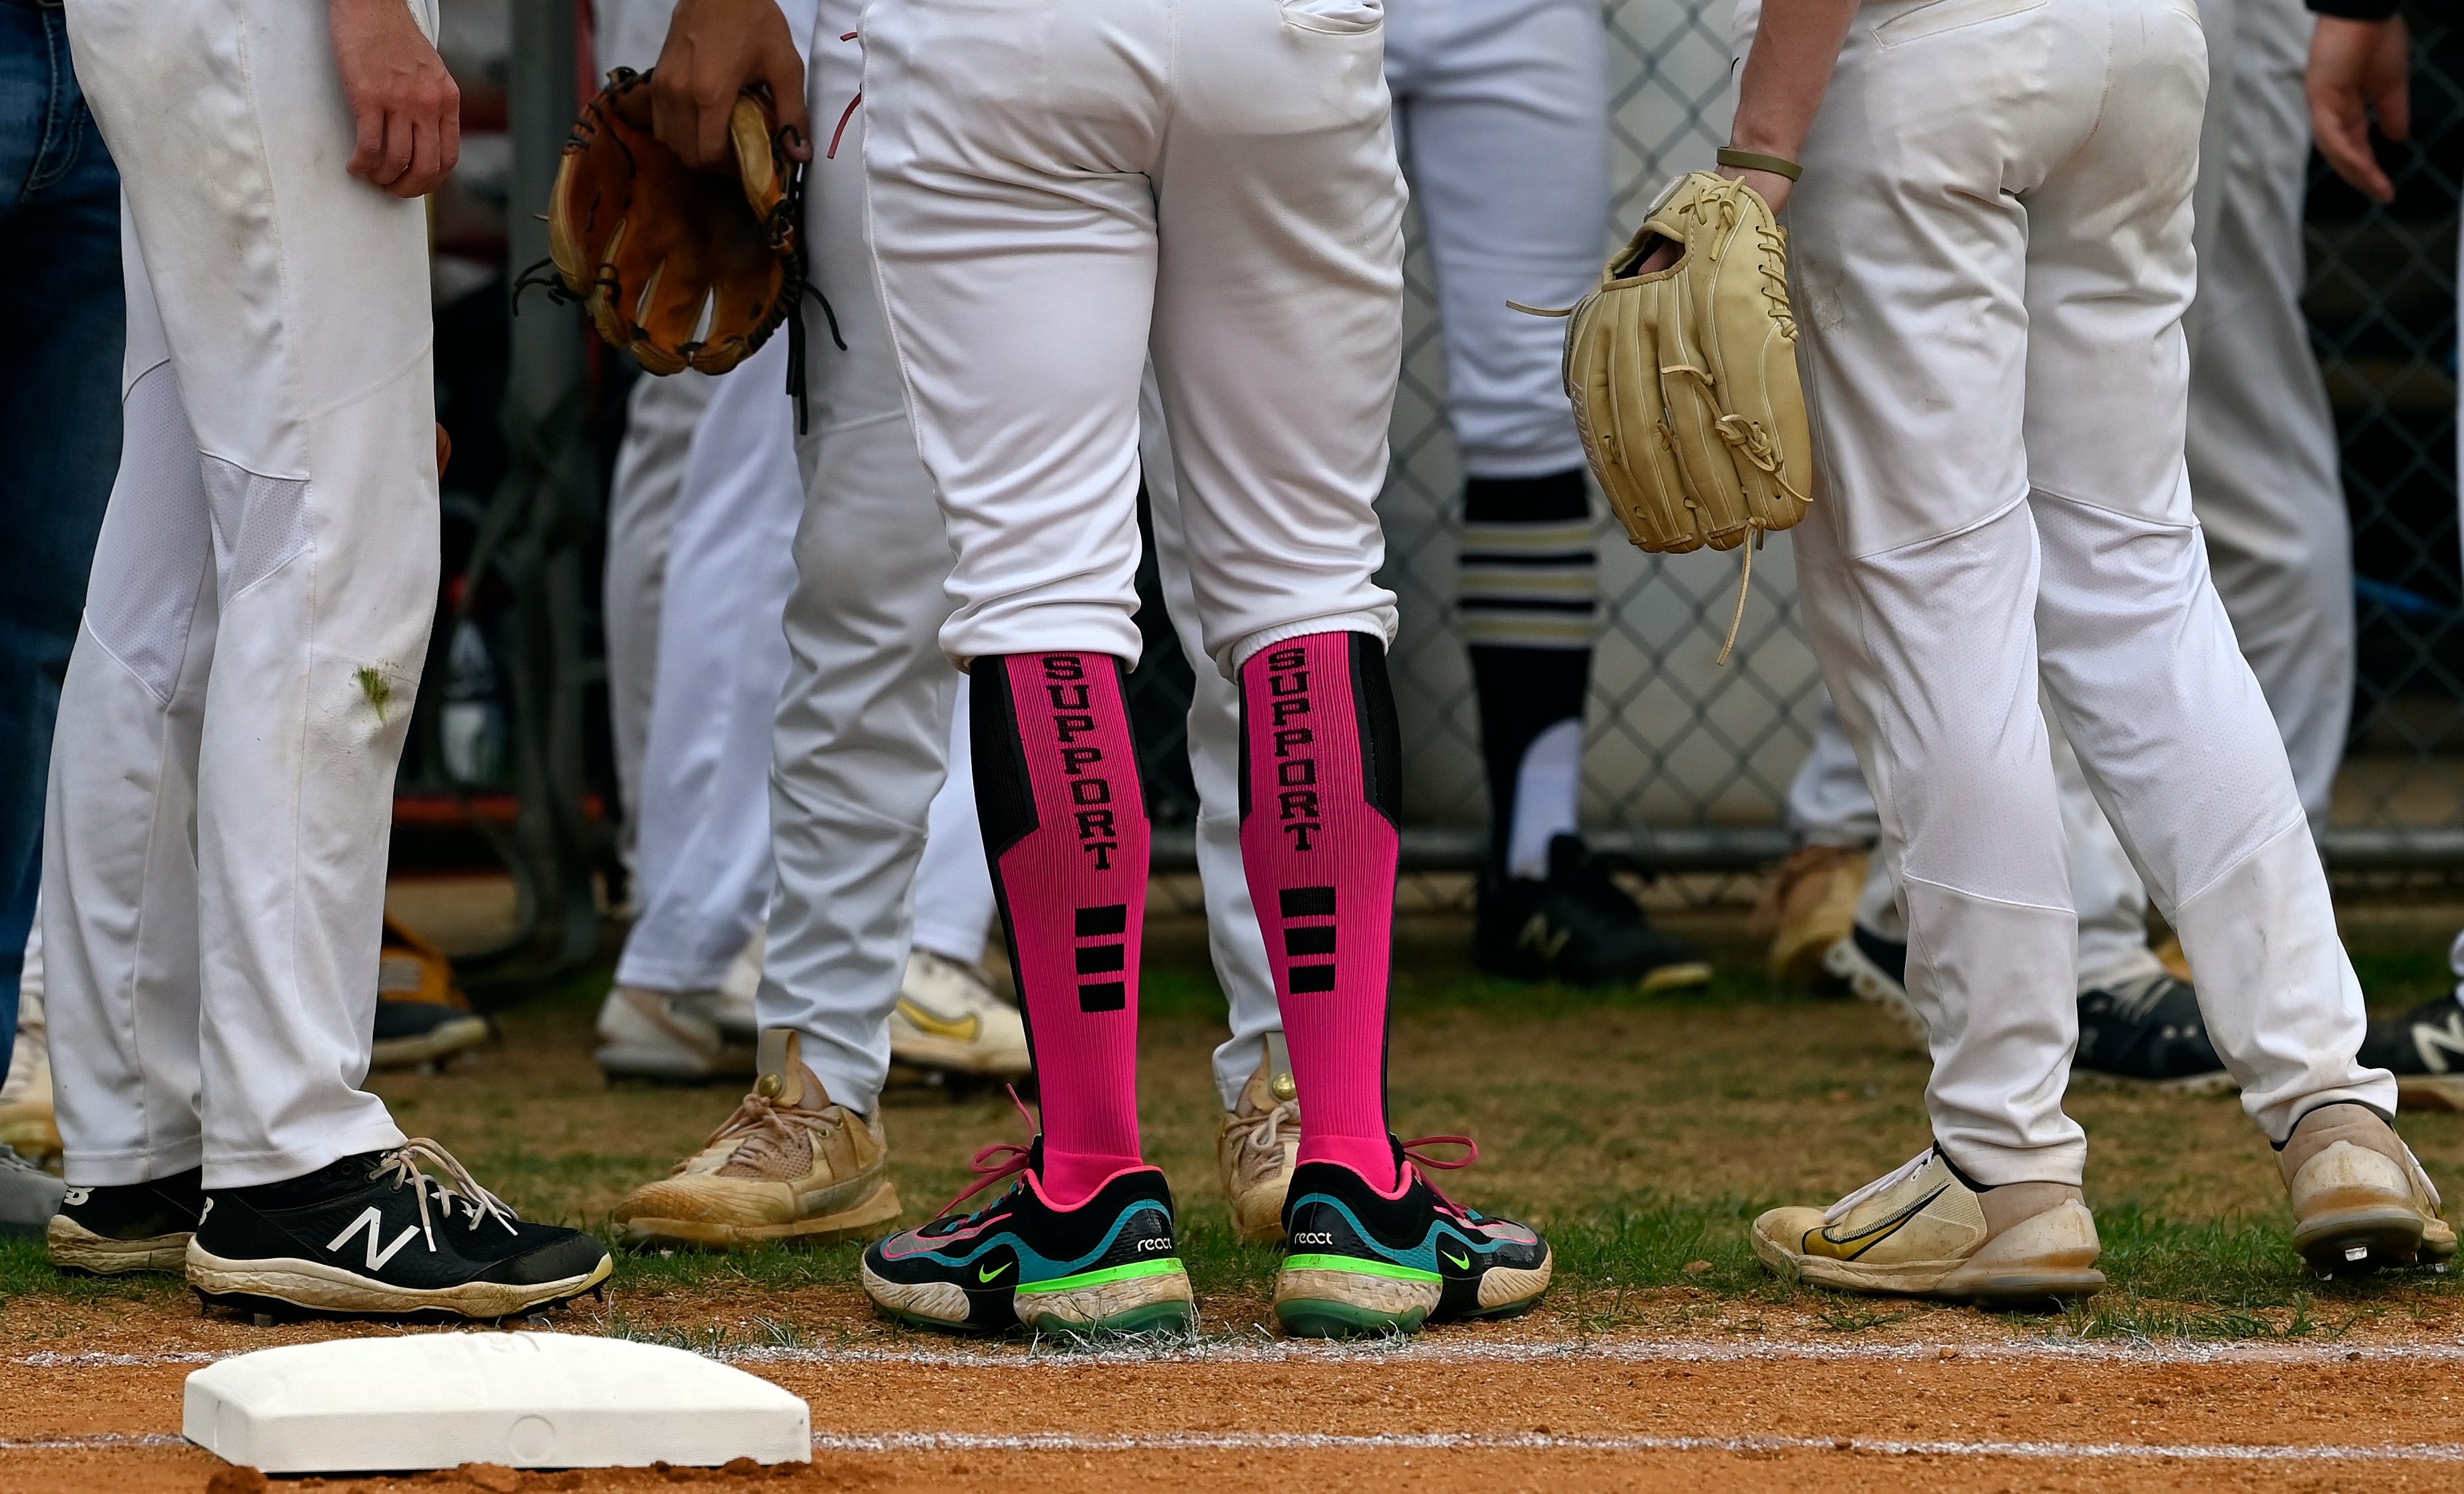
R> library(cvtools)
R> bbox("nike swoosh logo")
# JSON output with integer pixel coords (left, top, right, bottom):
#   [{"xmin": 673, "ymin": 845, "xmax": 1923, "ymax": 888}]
[
  {"xmin": 977, "ymin": 1262, "xmax": 1009, "ymax": 1282},
  {"xmin": 1802, "ymin": 1185, "xmax": 1947, "ymax": 1262},
  {"xmin": 1441, "ymin": 1249, "xmax": 1471, "ymax": 1271},
  {"xmin": 898, "ymin": 997, "xmax": 982, "ymax": 1042}
]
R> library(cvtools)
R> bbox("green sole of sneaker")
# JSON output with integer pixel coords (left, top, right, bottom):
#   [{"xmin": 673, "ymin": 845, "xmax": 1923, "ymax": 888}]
[
  {"xmin": 1024, "ymin": 1301, "xmax": 1196, "ymax": 1338},
  {"xmin": 1274, "ymin": 1299, "xmax": 1431, "ymax": 1338}
]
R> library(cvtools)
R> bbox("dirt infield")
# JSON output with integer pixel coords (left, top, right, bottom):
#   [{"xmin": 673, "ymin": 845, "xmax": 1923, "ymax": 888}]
[{"xmin": 13, "ymin": 1308, "xmax": 2464, "ymax": 1493}]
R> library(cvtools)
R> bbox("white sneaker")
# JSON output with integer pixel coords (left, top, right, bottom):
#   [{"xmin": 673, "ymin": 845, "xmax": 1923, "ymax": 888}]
[
  {"xmin": 1751, "ymin": 1146, "xmax": 2105, "ymax": 1305},
  {"xmin": 594, "ymin": 987, "xmax": 757, "ymax": 1081},
  {"xmin": 890, "ymin": 951, "xmax": 1031, "ymax": 1078},
  {"xmin": 2280, "ymin": 1103, "xmax": 2457, "ymax": 1277}
]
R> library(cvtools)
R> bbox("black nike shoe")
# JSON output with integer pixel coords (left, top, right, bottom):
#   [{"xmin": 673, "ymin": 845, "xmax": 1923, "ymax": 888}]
[
  {"xmin": 2361, "ymin": 995, "xmax": 2464, "ymax": 1112},
  {"xmin": 1473, "ymin": 835, "xmax": 1711, "ymax": 990},
  {"xmin": 861, "ymin": 1137, "xmax": 1193, "ymax": 1337},
  {"xmin": 1275, "ymin": 1137, "xmax": 1552, "ymax": 1338},
  {"xmin": 47, "ymin": 1166, "xmax": 203, "ymax": 1275},
  {"xmin": 187, "ymin": 1142, "xmax": 611, "ymax": 1320},
  {"xmin": 2072, "ymin": 974, "xmax": 2231, "ymax": 1094}
]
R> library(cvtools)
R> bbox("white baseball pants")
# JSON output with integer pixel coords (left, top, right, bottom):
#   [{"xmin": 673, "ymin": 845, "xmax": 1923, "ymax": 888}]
[
  {"xmin": 1761, "ymin": 0, "xmax": 2387, "ymax": 1185},
  {"xmin": 604, "ymin": 370, "xmax": 711, "ymax": 886},
  {"xmin": 861, "ymin": 0, "xmax": 1404, "ymax": 673},
  {"xmin": 45, "ymin": 0, "xmax": 441, "ymax": 1188},
  {"xmin": 1783, "ymin": 0, "xmax": 2350, "ymax": 995},
  {"xmin": 613, "ymin": 342, "xmax": 804, "ymax": 995},
  {"xmin": 1382, "ymin": 0, "xmax": 1606, "ymax": 479},
  {"xmin": 766, "ymin": 7, "xmax": 1279, "ymax": 1112}
]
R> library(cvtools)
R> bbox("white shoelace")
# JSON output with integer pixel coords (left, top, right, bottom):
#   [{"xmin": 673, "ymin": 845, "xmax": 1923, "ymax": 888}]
[
  {"xmin": 379, "ymin": 1138, "xmax": 520, "ymax": 1251},
  {"xmin": 1822, "ymin": 1146, "xmax": 1936, "ymax": 1227}
]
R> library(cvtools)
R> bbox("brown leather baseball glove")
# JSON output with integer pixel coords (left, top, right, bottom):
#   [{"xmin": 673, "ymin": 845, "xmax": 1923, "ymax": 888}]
[{"xmin": 543, "ymin": 68, "xmax": 802, "ymax": 378}]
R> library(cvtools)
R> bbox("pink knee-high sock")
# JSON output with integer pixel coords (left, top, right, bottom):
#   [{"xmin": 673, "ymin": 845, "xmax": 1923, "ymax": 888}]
[
  {"xmin": 973, "ymin": 652, "xmax": 1149, "ymax": 1209},
  {"xmin": 1238, "ymin": 632, "xmax": 1402, "ymax": 1190}
]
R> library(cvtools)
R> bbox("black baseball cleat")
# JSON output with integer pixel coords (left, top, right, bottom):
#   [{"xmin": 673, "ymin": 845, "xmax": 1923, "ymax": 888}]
[
  {"xmin": 860, "ymin": 1137, "xmax": 1194, "ymax": 1337},
  {"xmin": 2073, "ymin": 974, "xmax": 2232, "ymax": 1096},
  {"xmin": 1473, "ymin": 835, "xmax": 1711, "ymax": 990},
  {"xmin": 2360, "ymin": 995, "xmax": 2464, "ymax": 1112},
  {"xmin": 186, "ymin": 1142, "xmax": 611, "ymax": 1320},
  {"xmin": 47, "ymin": 1166, "xmax": 204, "ymax": 1275},
  {"xmin": 1275, "ymin": 1137, "xmax": 1552, "ymax": 1338}
]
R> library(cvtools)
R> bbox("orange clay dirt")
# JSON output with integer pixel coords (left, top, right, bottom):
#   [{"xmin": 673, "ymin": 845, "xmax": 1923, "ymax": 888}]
[{"xmin": 11, "ymin": 1292, "xmax": 2464, "ymax": 1493}]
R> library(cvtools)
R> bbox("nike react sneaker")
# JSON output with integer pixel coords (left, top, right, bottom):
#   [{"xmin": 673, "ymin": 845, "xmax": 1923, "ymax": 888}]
[
  {"xmin": 861, "ymin": 1138, "xmax": 1193, "ymax": 1337},
  {"xmin": 1751, "ymin": 1145, "xmax": 2104, "ymax": 1306},
  {"xmin": 1274, "ymin": 1138, "xmax": 1552, "ymax": 1338}
]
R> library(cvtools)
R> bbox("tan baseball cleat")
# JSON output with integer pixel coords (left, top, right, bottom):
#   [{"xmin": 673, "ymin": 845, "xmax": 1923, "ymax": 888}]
[
  {"xmin": 1755, "ymin": 845, "xmax": 1868, "ymax": 986},
  {"xmin": 2278, "ymin": 1102, "xmax": 2455, "ymax": 1277},
  {"xmin": 612, "ymin": 1030, "xmax": 902, "ymax": 1249},
  {"xmin": 891, "ymin": 951, "xmax": 1031, "ymax": 1079},
  {"xmin": 1752, "ymin": 1146, "xmax": 2104, "ymax": 1306},
  {"xmin": 1217, "ymin": 1037, "xmax": 1300, "ymax": 1243}
]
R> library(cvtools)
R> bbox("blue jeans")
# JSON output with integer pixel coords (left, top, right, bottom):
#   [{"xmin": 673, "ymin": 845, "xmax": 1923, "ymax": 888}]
[{"xmin": 0, "ymin": 0, "xmax": 122, "ymax": 1078}]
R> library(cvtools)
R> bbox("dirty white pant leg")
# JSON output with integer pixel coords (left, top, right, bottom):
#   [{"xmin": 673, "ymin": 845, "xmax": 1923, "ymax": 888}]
[
  {"xmin": 64, "ymin": 0, "xmax": 435, "ymax": 1187},
  {"xmin": 43, "ymin": 221, "xmax": 212, "ymax": 1187},
  {"xmin": 1138, "ymin": 376, "xmax": 1283, "ymax": 1111},
  {"xmin": 1771, "ymin": 0, "xmax": 2199, "ymax": 1187},
  {"xmin": 761, "ymin": 9, "xmax": 961, "ymax": 1115},
  {"xmin": 616, "ymin": 345, "xmax": 802, "ymax": 993},
  {"xmin": 604, "ymin": 371, "xmax": 714, "ymax": 881},
  {"xmin": 2182, "ymin": 0, "xmax": 2351, "ymax": 828},
  {"xmin": 909, "ymin": 690, "xmax": 997, "ymax": 963},
  {"xmin": 1382, "ymin": 0, "xmax": 1604, "ymax": 478},
  {"xmin": 2009, "ymin": 2, "xmax": 2383, "ymax": 1140}
]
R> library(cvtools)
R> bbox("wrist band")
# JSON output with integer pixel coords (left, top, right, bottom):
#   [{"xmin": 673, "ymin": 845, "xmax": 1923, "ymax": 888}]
[{"xmin": 1717, "ymin": 147, "xmax": 1802, "ymax": 181}]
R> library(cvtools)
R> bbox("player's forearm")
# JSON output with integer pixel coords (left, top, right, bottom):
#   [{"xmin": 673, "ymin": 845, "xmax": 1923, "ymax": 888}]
[{"xmin": 1729, "ymin": 0, "xmax": 1862, "ymax": 165}]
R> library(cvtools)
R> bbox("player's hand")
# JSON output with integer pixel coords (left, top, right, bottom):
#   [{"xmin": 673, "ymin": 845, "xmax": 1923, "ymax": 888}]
[
  {"xmin": 330, "ymin": 0, "xmax": 461, "ymax": 198},
  {"xmin": 2308, "ymin": 15, "xmax": 2409, "ymax": 205},
  {"xmin": 652, "ymin": 0, "xmax": 814, "ymax": 172},
  {"xmin": 1717, "ymin": 164, "xmax": 1796, "ymax": 217}
]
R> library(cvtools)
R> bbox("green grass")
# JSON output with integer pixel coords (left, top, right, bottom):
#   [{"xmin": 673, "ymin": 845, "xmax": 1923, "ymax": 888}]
[{"xmin": 10, "ymin": 898, "xmax": 2464, "ymax": 1344}]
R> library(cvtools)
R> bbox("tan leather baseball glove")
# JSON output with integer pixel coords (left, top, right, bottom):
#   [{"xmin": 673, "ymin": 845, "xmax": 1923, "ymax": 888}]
[
  {"xmin": 1525, "ymin": 170, "xmax": 1812, "ymax": 660},
  {"xmin": 544, "ymin": 68, "xmax": 801, "ymax": 377}
]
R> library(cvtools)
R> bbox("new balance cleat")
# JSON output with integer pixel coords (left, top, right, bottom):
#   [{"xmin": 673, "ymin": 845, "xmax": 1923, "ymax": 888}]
[
  {"xmin": 186, "ymin": 1142, "xmax": 612, "ymax": 1320},
  {"xmin": 2072, "ymin": 974, "xmax": 2231, "ymax": 1096},
  {"xmin": 1473, "ymin": 835, "xmax": 1710, "ymax": 991},
  {"xmin": 2277, "ymin": 1102, "xmax": 2455, "ymax": 1277},
  {"xmin": 47, "ymin": 1166, "xmax": 203, "ymax": 1274},
  {"xmin": 1274, "ymin": 1137, "xmax": 1551, "ymax": 1338},
  {"xmin": 891, "ymin": 951, "xmax": 1032, "ymax": 1080},
  {"xmin": 613, "ymin": 1029, "xmax": 900, "ymax": 1249},
  {"xmin": 1218, "ymin": 1042, "xmax": 1300, "ymax": 1244},
  {"xmin": 2359, "ymin": 995, "xmax": 2464, "ymax": 1112},
  {"xmin": 862, "ymin": 1137, "xmax": 1193, "ymax": 1338},
  {"xmin": 1751, "ymin": 1146, "xmax": 2105, "ymax": 1307},
  {"xmin": 1822, "ymin": 924, "xmax": 1927, "ymax": 1048}
]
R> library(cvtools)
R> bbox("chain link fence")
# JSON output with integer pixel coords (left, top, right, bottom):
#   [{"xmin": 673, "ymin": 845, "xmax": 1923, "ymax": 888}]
[{"xmin": 1126, "ymin": 1, "xmax": 2461, "ymax": 877}]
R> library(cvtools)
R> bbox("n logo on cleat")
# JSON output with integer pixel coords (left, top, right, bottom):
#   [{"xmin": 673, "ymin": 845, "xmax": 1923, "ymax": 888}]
[
  {"xmin": 1517, "ymin": 914, "xmax": 1570, "ymax": 962},
  {"xmin": 327, "ymin": 1207, "xmax": 422, "ymax": 1269}
]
